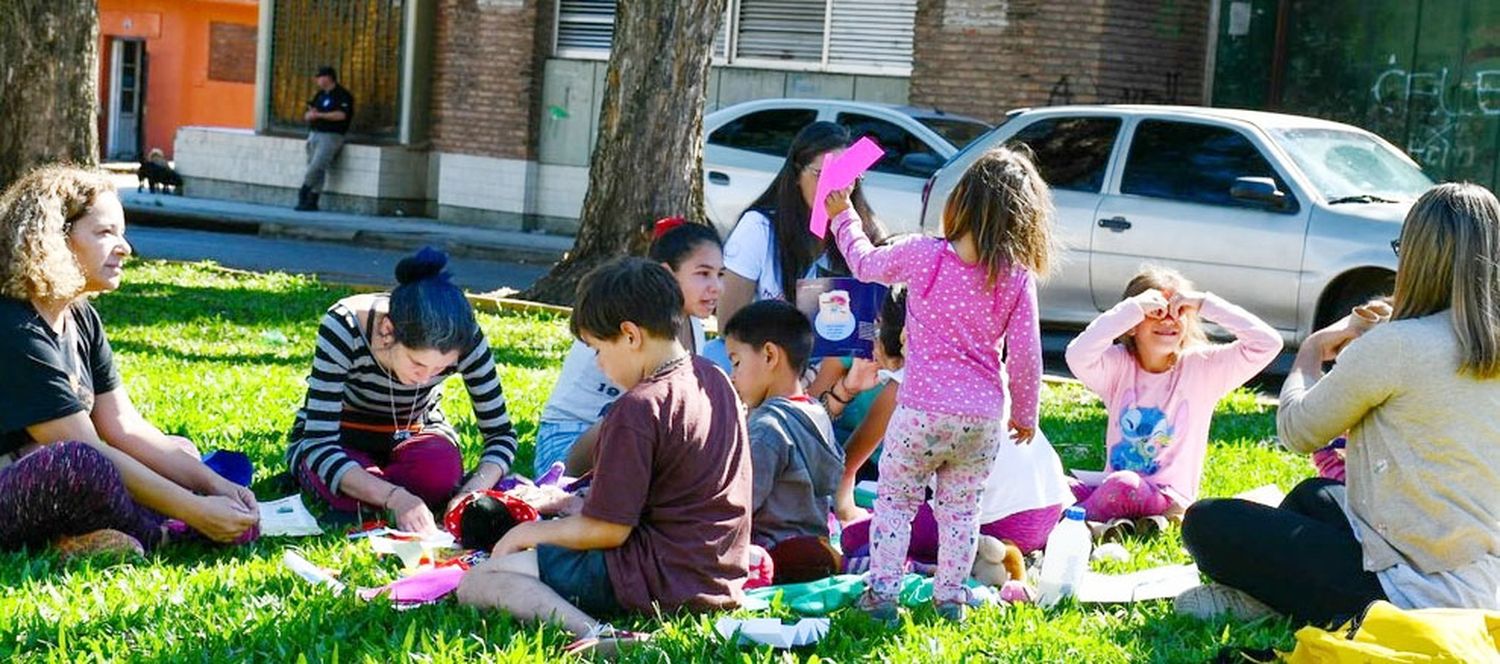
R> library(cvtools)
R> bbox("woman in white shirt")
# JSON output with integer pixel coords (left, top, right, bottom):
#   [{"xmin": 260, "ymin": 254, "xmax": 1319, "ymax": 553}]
[{"xmin": 717, "ymin": 122, "xmax": 887, "ymax": 324}]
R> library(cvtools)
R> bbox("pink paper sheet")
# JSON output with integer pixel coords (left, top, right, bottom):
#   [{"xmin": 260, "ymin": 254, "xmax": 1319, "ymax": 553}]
[
  {"xmin": 358, "ymin": 565, "xmax": 466, "ymax": 606},
  {"xmin": 808, "ymin": 137, "xmax": 885, "ymax": 239}
]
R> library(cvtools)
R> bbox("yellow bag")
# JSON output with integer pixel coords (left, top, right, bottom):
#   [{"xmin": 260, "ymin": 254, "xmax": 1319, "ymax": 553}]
[{"xmin": 1285, "ymin": 601, "xmax": 1500, "ymax": 663}]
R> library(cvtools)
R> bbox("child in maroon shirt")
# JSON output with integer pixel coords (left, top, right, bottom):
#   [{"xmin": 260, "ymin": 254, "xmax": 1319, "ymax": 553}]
[{"xmin": 458, "ymin": 257, "xmax": 751, "ymax": 650}]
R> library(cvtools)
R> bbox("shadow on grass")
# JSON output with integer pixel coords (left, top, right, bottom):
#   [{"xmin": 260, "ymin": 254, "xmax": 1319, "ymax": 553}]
[
  {"xmin": 110, "ymin": 339, "xmax": 309, "ymax": 369},
  {"xmin": 97, "ymin": 280, "xmax": 348, "ymax": 329}
]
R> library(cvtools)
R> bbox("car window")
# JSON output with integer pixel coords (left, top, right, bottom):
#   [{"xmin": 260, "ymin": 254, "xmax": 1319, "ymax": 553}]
[
  {"xmin": 1006, "ymin": 117, "xmax": 1122, "ymax": 193},
  {"xmin": 1122, "ymin": 120, "xmax": 1293, "ymax": 209},
  {"xmin": 914, "ymin": 117, "xmax": 991, "ymax": 150},
  {"xmin": 1268, "ymin": 128, "xmax": 1432, "ymax": 201},
  {"xmin": 836, "ymin": 112, "xmax": 940, "ymax": 176},
  {"xmin": 707, "ymin": 108, "xmax": 819, "ymax": 157}
]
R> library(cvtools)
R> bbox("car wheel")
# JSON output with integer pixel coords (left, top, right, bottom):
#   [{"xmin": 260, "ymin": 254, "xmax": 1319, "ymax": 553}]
[{"xmin": 1315, "ymin": 271, "xmax": 1395, "ymax": 331}]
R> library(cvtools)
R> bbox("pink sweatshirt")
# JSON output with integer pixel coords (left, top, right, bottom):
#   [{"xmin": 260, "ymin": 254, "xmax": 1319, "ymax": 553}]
[
  {"xmin": 1064, "ymin": 295, "xmax": 1282, "ymax": 503},
  {"xmin": 831, "ymin": 209, "xmax": 1042, "ymax": 424}
]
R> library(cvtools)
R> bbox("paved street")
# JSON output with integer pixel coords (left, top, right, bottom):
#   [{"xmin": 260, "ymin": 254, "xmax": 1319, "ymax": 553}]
[{"xmin": 126, "ymin": 225, "xmax": 549, "ymax": 293}]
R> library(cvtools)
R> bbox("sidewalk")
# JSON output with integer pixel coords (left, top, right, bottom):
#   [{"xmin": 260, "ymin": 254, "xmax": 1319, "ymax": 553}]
[{"xmin": 106, "ymin": 166, "xmax": 573, "ymax": 265}]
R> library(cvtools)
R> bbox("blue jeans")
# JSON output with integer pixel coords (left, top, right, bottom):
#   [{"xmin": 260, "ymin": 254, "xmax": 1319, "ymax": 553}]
[
  {"xmin": 533, "ymin": 420, "xmax": 592, "ymax": 476},
  {"xmin": 537, "ymin": 544, "xmax": 620, "ymax": 616}
]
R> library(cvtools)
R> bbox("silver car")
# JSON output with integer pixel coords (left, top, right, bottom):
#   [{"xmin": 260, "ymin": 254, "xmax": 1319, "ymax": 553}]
[
  {"xmin": 702, "ymin": 98, "xmax": 990, "ymax": 235},
  {"xmin": 920, "ymin": 105, "xmax": 1435, "ymax": 345}
]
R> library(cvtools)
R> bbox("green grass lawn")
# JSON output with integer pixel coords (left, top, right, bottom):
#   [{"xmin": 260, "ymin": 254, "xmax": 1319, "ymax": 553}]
[{"xmin": 1, "ymin": 261, "xmax": 1311, "ymax": 662}]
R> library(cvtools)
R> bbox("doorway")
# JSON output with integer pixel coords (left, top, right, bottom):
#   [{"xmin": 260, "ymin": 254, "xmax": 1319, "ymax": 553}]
[{"xmin": 106, "ymin": 38, "xmax": 146, "ymax": 161}]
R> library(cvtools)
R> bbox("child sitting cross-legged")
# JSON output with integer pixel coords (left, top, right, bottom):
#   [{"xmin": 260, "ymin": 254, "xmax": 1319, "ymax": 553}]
[
  {"xmin": 457, "ymin": 257, "xmax": 753, "ymax": 655},
  {"xmin": 724, "ymin": 300, "xmax": 845, "ymax": 584}
]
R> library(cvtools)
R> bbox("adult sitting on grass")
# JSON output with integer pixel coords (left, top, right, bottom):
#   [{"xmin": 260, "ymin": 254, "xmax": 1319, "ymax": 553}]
[
  {"xmin": 1180, "ymin": 182, "xmax": 1500, "ymax": 624},
  {"xmin": 0, "ymin": 165, "xmax": 259, "ymax": 556},
  {"xmin": 286, "ymin": 247, "xmax": 519, "ymax": 535},
  {"xmin": 457, "ymin": 257, "xmax": 751, "ymax": 652}
]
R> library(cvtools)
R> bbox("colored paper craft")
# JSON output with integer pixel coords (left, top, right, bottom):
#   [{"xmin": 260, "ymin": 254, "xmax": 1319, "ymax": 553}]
[
  {"xmin": 358, "ymin": 566, "xmax": 466, "ymax": 607},
  {"xmin": 808, "ymin": 137, "xmax": 885, "ymax": 239}
]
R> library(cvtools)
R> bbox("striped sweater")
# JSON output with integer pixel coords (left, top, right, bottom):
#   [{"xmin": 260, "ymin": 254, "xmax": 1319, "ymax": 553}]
[{"xmin": 286, "ymin": 301, "xmax": 517, "ymax": 493}]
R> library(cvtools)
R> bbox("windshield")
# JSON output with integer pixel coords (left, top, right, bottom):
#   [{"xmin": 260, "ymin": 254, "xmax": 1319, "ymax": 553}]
[
  {"xmin": 1269, "ymin": 128, "xmax": 1434, "ymax": 202},
  {"xmin": 916, "ymin": 117, "xmax": 992, "ymax": 150}
]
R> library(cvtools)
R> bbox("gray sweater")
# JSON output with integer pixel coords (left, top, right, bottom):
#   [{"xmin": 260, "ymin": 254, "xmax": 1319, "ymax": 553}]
[
  {"xmin": 747, "ymin": 396, "xmax": 843, "ymax": 548},
  {"xmin": 1279, "ymin": 313, "xmax": 1500, "ymax": 575}
]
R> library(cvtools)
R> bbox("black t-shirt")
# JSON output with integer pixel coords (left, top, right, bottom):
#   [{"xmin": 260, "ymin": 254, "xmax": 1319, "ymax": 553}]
[
  {"xmin": 307, "ymin": 85, "xmax": 355, "ymax": 134},
  {"xmin": 0, "ymin": 297, "xmax": 120, "ymax": 455}
]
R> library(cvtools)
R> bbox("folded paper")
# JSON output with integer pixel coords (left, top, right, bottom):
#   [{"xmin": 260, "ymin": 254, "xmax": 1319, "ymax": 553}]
[{"xmin": 808, "ymin": 137, "xmax": 885, "ymax": 239}]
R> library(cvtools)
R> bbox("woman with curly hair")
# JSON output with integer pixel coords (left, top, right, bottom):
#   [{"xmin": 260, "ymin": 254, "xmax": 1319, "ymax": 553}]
[{"xmin": 0, "ymin": 165, "xmax": 259, "ymax": 557}]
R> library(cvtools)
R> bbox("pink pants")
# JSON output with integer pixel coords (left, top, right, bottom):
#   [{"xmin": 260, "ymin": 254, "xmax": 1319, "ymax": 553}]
[
  {"xmin": 1069, "ymin": 470, "xmax": 1173, "ymax": 521},
  {"xmin": 842, "ymin": 502, "xmax": 1063, "ymax": 563},
  {"xmin": 867, "ymin": 406, "xmax": 1003, "ymax": 605},
  {"xmin": 299, "ymin": 433, "xmax": 463, "ymax": 512}
]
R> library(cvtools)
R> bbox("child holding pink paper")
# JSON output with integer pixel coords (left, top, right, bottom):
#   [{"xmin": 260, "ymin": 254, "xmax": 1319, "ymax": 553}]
[{"xmin": 823, "ymin": 146, "xmax": 1055, "ymax": 623}]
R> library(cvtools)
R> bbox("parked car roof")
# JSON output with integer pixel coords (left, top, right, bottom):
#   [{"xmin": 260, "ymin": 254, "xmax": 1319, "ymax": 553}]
[{"xmin": 1009, "ymin": 104, "xmax": 1367, "ymax": 131}]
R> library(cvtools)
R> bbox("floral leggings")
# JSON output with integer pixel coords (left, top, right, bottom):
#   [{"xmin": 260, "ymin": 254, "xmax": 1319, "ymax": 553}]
[
  {"xmin": 868, "ymin": 406, "xmax": 1003, "ymax": 605},
  {"xmin": 0, "ymin": 442, "xmax": 165, "ymax": 551}
]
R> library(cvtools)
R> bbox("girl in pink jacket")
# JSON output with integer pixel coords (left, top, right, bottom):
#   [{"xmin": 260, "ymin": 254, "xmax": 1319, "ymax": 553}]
[{"xmin": 1065, "ymin": 267, "xmax": 1282, "ymax": 527}]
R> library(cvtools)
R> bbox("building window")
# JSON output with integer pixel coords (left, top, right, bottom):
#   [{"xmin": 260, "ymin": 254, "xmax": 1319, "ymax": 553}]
[
  {"xmin": 208, "ymin": 23, "xmax": 257, "ymax": 84},
  {"xmin": 554, "ymin": 0, "xmax": 915, "ymax": 75},
  {"xmin": 267, "ymin": 0, "xmax": 404, "ymax": 139}
]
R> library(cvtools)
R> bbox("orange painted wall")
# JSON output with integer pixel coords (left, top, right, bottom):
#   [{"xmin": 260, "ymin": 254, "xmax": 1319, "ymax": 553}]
[{"xmin": 98, "ymin": 0, "xmax": 259, "ymax": 160}]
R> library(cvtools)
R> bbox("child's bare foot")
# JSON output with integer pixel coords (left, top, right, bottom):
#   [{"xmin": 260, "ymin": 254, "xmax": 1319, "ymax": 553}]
[{"xmin": 55, "ymin": 529, "xmax": 144, "ymax": 562}]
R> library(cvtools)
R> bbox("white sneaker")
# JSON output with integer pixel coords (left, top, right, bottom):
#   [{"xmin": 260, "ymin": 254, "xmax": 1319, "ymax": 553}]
[{"xmin": 1174, "ymin": 584, "xmax": 1278, "ymax": 621}]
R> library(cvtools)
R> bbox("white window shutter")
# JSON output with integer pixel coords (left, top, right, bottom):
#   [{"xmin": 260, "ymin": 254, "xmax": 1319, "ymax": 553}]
[
  {"xmin": 556, "ymin": 0, "xmax": 615, "ymax": 53},
  {"xmin": 827, "ymin": 0, "xmax": 916, "ymax": 72},
  {"xmin": 734, "ymin": 0, "xmax": 826, "ymax": 63}
]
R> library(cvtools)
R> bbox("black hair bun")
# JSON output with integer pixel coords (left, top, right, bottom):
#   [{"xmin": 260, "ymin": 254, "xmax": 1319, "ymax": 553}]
[
  {"xmin": 458, "ymin": 496, "xmax": 519, "ymax": 551},
  {"xmin": 395, "ymin": 246, "xmax": 449, "ymax": 285}
]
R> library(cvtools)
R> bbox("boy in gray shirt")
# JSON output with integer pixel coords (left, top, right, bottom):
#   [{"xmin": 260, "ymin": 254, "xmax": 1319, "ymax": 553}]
[{"xmin": 724, "ymin": 301, "xmax": 845, "ymax": 583}]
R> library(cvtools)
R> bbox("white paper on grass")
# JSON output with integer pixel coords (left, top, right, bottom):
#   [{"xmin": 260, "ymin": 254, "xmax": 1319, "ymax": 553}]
[
  {"xmin": 367, "ymin": 532, "xmax": 456, "ymax": 569},
  {"xmin": 1233, "ymin": 484, "xmax": 1286, "ymax": 507},
  {"xmin": 1074, "ymin": 563, "xmax": 1201, "ymax": 603},
  {"xmin": 715, "ymin": 617, "xmax": 830, "ymax": 649},
  {"xmin": 283, "ymin": 550, "xmax": 346, "ymax": 593},
  {"xmin": 257, "ymin": 495, "xmax": 324, "ymax": 537}
]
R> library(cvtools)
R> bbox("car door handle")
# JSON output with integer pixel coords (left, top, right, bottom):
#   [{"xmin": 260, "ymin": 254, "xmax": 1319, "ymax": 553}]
[
  {"xmin": 1098, "ymin": 216, "xmax": 1132, "ymax": 231},
  {"xmin": 708, "ymin": 171, "xmax": 730, "ymax": 185}
]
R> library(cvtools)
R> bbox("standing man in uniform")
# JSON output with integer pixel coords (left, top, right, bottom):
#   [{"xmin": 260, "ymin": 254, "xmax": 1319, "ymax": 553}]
[{"xmin": 296, "ymin": 65, "xmax": 354, "ymax": 212}]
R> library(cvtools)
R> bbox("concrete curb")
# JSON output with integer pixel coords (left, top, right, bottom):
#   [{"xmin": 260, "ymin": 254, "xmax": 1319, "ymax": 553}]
[{"xmin": 120, "ymin": 192, "xmax": 573, "ymax": 265}]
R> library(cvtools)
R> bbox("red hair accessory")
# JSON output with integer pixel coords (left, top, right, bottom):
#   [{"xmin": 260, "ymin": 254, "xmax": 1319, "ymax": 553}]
[
  {"xmin": 652, "ymin": 216, "xmax": 688, "ymax": 240},
  {"xmin": 443, "ymin": 490, "xmax": 540, "ymax": 543}
]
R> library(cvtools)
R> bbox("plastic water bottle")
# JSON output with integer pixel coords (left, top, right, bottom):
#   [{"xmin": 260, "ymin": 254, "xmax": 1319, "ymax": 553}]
[{"xmin": 1037, "ymin": 506, "xmax": 1092, "ymax": 607}]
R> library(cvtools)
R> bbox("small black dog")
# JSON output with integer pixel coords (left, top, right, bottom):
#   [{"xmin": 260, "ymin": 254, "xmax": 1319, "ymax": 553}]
[{"xmin": 137, "ymin": 149, "xmax": 183, "ymax": 195}]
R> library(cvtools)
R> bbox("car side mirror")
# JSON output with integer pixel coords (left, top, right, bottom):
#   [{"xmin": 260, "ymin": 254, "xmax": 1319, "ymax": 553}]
[
  {"xmin": 1231, "ymin": 176, "xmax": 1289, "ymax": 209},
  {"xmin": 900, "ymin": 153, "xmax": 943, "ymax": 178}
]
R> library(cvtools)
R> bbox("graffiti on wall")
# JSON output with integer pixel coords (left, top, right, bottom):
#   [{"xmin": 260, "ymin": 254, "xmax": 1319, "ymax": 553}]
[
  {"xmin": 1368, "ymin": 64, "xmax": 1500, "ymax": 172},
  {"xmin": 1047, "ymin": 71, "xmax": 1183, "ymax": 106}
]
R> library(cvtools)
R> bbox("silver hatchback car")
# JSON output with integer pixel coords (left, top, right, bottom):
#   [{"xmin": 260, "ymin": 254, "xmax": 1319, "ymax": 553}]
[{"xmin": 920, "ymin": 105, "xmax": 1435, "ymax": 346}]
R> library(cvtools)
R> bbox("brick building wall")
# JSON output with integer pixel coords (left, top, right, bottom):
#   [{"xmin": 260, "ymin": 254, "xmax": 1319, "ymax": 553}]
[
  {"xmin": 429, "ymin": 0, "xmax": 540, "ymax": 160},
  {"xmin": 911, "ymin": 0, "xmax": 1210, "ymax": 123}
]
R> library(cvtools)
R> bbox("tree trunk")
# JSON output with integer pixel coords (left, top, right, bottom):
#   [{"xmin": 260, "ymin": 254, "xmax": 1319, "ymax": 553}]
[
  {"xmin": 0, "ymin": 0, "xmax": 101, "ymax": 189},
  {"xmin": 522, "ymin": 0, "xmax": 726, "ymax": 305}
]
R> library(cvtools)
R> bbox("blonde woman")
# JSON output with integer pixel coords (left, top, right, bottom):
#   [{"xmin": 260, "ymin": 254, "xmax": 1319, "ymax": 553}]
[
  {"xmin": 1181, "ymin": 183, "xmax": 1500, "ymax": 625},
  {"xmin": 0, "ymin": 165, "xmax": 258, "ymax": 555}
]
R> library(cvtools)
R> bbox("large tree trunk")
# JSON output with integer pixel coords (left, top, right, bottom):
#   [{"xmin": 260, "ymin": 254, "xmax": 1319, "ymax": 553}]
[
  {"xmin": 523, "ymin": 0, "xmax": 726, "ymax": 305},
  {"xmin": 0, "ymin": 0, "xmax": 101, "ymax": 189}
]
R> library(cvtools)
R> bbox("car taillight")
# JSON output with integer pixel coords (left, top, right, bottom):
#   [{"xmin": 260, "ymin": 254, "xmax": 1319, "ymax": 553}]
[{"xmin": 919, "ymin": 175, "xmax": 937, "ymax": 232}]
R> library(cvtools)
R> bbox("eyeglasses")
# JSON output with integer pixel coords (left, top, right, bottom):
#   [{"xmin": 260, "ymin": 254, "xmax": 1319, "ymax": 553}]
[{"xmin": 1390, "ymin": 238, "xmax": 1401, "ymax": 257}]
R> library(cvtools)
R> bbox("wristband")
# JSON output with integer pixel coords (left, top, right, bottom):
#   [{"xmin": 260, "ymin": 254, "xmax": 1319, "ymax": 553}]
[
  {"xmin": 382, "ymin": 485, "xmax": 401, "ymax": 508},
  {"xmin": 822, "ymin": 388, "xmax": 850, "ymax": 405}
]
